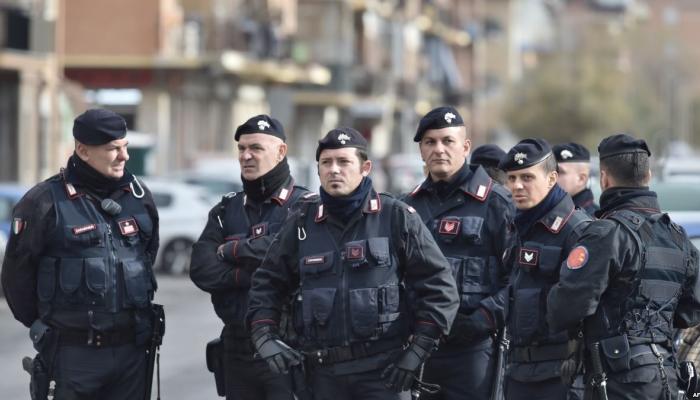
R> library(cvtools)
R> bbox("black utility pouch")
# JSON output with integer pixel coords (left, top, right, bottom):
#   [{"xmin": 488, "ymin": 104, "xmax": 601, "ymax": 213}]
[
  {"xmin": 206, "ymin": 338, "xmax": 226, "ymax": 396},
  {"xmin": 600, "ymin": 335, "xmax": 631, "ymax": 373}
]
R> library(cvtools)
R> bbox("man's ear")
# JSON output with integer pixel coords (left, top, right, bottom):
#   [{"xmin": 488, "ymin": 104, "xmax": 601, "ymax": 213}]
[
  {"xmin": 75, "ymin": 142, "xmax": 90, "ymax": 161},
  {"xmin": 361, "ymin": 160, "xmax": 372, "ymax": 177}
]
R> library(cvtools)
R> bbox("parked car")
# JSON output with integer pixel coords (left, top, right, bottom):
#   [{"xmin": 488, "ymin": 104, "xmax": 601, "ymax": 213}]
[{"xmin": 142, "ymin": 178, "xmax": 211, "ymax": 275}]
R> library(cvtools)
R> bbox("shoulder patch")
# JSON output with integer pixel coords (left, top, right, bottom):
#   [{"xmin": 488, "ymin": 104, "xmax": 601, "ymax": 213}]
[
  {"xmin": 12, "ymin": 218, "xmax": 25, "ymax": 235},
  {"xmin": 566, "ymin": 246, "xmax": 589, "ymax": 270},
  {"xmin": 302, "ymin": 192, "xmax": 319, "ymax": 199},
  {"xmin": 406, "ymin": 205, "xmax": 416, "ymax": 214}
]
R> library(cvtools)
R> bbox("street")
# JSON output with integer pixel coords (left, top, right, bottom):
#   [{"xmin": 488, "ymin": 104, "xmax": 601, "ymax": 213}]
[{"xmin": 0, "ymin": 275, "xmax": 222, "ymax": 400}]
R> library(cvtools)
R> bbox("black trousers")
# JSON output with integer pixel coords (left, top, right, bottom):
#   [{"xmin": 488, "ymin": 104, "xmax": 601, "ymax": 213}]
[
  {"xmin": 52, "ymin": 343, "xmax": 146, "ymax": 400},
  {"xmin": 422, "ymin": 337, "xmax": 495, "ymax": 400},
  {"xmin": 310, "ymin": 366, "xmax": 410, "ymax": 400},
  {"xmin": 223, "ymin": 342, "xmax": 295, "ymax": 400},
  {"xmin": 505, "ymin": 377, "xmax": 570, "ymax": 400},
  {"xmin": 583, "ymin": 365, "xmax": 678, "ymax": 400}
]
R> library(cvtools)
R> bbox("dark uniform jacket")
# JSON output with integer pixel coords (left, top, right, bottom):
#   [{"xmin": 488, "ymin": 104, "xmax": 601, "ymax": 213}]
[
  {"xmin": 572, "ymin": 188, "xmax": 599, "ymax": 217},
  {"xmin": 1, "ymin": 172, "xmax": 159, "ymax": 333},
  {"xmin": 547, "ymin": 188, "xmax": 700, "ymax": 387},
  {"xmin": 189, "ymin": 177, "xmax": 310, "ymax": 347},
  {"xmin": 402, "ymin": 164, "xmax": 516, "ymax": 349},
  {"xmin": 247, "ymin": 188, "xmax": 459, "ymax": 374},
  {"xmin": 507, "ymin": 195, "xmax": 591, "ymax": 383}
]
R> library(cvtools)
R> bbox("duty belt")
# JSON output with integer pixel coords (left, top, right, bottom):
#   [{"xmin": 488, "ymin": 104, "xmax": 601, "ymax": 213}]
[
  {"xmin": 59, "ymin": 328, "xmax": 135, "ymax": 347},
  {"xmin": 305, "ymin": 339, "xmax": 402, "ymax": 367},
  {"xmin": 511, "ymin": 343, "xmax": 571, "ymax": 363}
]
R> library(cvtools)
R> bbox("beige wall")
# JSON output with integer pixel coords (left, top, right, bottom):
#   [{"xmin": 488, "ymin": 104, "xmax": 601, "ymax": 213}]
[{"xmin": 64, "ymin": 0, "xmax": 160, "ymax": 56}]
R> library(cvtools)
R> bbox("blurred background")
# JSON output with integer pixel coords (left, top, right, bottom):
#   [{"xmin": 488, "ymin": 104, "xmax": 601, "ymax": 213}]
[{"xmin": 1, "ymin": 1, "xmax": 700, "ymax": 398}]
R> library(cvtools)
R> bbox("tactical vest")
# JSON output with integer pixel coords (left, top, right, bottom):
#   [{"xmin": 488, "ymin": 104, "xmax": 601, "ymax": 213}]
[
  {"xmin": 37, "ymin": 176, "xmax": 155, "ymax": 320},
  {"xmin": 510, "ymin": 202, "xmax": 591, "ymax": 348},
  {"xmin": 586, "ymin": 210, "xmax": 692, "ymax": 345},
  {"xmin": 404, "ymin": 167, "xmax": 509, "ymax": 314},
  {"xmin": 211, "ymin": 182, "xmax": 309, "ymax": 327},
  {"xmin": 292, "ymin": 193, "xmax": 407, "ymax": 350}
]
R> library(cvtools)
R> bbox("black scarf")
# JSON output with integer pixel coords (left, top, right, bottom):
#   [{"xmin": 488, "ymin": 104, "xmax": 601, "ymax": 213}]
[
  {"xmin": 64, "ymin": 153, "xmax": 134, "ymax": 197},
  {"xmin": 428, "ymin": 159, "xmax": 470, "ymax": 198},
  {"xmin": 242, "ymin": 157, "xmax": 291, "ymax": 203},
  {"xmin": 515, "ymin": 184, "xmax": 567, "ymax": 236},
  {"xmin": 597, "ymin": 187, "xmax": 657, "ymax": 218},
  {"xmin": 320, "ymin": 177, "xmax": 373, "ymax": 223}
]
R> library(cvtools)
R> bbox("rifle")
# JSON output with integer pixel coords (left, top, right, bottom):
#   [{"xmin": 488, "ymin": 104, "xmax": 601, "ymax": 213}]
[
  {"xmin": 490, "ymin": 327, "xmax": 509, "ymax": 400},
  {"xmin": 145, "ymin": 304, "xmax": 166, "ymax": 400}
]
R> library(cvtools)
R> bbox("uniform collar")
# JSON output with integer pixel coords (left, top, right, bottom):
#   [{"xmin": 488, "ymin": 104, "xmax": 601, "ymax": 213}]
[
  {"xmin": 270, "ymin": 177, "xmax": 295, "ymax": 206},
  {"xmin": 410, "ymin": 164, "xmax": 492, "ymax": 201},
  {"xmin": 315, "ymin": 188, "xmax": 381, "ymax": 223},
  {"xmin": 537, "ymin": 195, "xmax": 576, "ymax": 234}
]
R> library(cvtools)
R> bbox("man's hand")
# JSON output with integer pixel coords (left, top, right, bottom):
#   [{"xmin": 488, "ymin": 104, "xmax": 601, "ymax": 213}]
[
  {"xmin": 381, "ymin": 334, "xmax": 438, "ymax": 392},
  {"xmin": 251, "ymin": 324, "xmax": 302, "ymax": 375}
]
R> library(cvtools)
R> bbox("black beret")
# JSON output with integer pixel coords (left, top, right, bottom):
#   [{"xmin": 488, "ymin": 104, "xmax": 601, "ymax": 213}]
[
  {"xmin": 553, "ymin": 142, "xmax": 590, "ymax": 163},
  {"xmin": 470, "ymin": 144, "xmax": 506, "ymax": 168},
  {"xmin": 499, "ymin": 138, "xmax": 553, "ymax": 171},
  {"xmin": 234, "ymin": 114, "xmax": 286, "ymax": 142},
  {"xmin": 598, "ymin": 134, "xmax": 651, "ymax": 160},
  {"xmin": 316, "ymin": 127, "xmax": 368, "ymax": 161},
  {"xmin": 414, "ymin": 106, "xmax": 464, "ymax": 142},
  {"xmin": 73, "ymin": 109, "xmax": 127, "ymax": 145}
]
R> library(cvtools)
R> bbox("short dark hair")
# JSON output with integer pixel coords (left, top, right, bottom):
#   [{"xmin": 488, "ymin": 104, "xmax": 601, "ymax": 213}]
[
  {"xmin": 484, "ymin": 166, "xmax": 506, "ymax": 185},
  {"xmin": 540, "ymin": 154, "xmax": 557, "ymax": 175},
  {"xmin": 600, "ymin": 152, "xmax": 650, "ymax": 186},
  {"xmin": 356, "ymin": 148, "xmax": 368, "ymax": 163}
]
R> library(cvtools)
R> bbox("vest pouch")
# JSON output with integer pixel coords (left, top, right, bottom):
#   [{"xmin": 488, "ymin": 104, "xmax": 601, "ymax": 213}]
[
  {"xmin": 600, "ymin": 335, "xmax": 631, "ymax": 373},
  {"xmin": 349, "ymin": 288, "xmax": 379, "ymax": 338},
  {"xmin": 538, "ymin": 246, "xmax": 562, "ymax": 277},
  {"xmin": 122, "ymin": 260, "xmax": 151, "ymax": 308},
  {"xmin": 367, "ymin": 237, "xmax": 390, "ymax": 266},
  {"xmin": 300, "ymin": 252, "xmax": 335, "ymax": 279},
  {"xmin": 65, "ymin": 225, "xmax": 104, "ymax": 248},
  {"xmin": 460, "ymin": 216, "xmax": 484, "ymax": 244},
  {"xmin": 461, "ymin": 257, "xmax": 489, "ymax": 309},
  {"xmin": 378, "ymin": 285, "xmax": 402, "ymax": 336},
  {"xmin": 84, "ymin": 257, "xmax": 108, "ymax": 303},
  {"xmin": 132, "ymin": 212, "xmax": 154, "ymax": 240},
  {"xmin": 513, "ymin": 288, "xmax": 542, "ymax": 344},
  {"xmin": 59, "ymin": 258, "xmax": 84, "ymax": 297},
  {"xmin": 37, "ymin": 257, "xmax": 57, "ymax": 302},
  {"xmin": 302, "ymin": 288, "xmax": 336, "ymax": 336}
]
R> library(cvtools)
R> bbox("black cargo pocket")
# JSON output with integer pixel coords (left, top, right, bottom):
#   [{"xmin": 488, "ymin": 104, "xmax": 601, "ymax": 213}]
[
  {"xmin": 367, "ymin": 237, "xmax": 390, "ymax": 266},
  {"xmin": 132, "ymin": 212, "xmax": 154, "ymax": 239},
  {"xmin": 84, "ymin": 258, "xmax": 107, "ymax": 296},
  {"xmin": 59, "ymin": 258, "xmax": 84, "ymax": 295},
  {"xmin": 65, "ymin": 225, "xmax": 104, "ymax": 247},
  {"xmin": 461, "ymin": 257, "xmax": 488, "ymax": 309},
  {"xmin": 379, "ymin": 285, "xmax": 400, "ymax": 313},
  {"xmin": 37, "ymin": 257, "xmax": 57, "ymax": 302},
  {"xmin": 513, "ymin": 288, "xmax": 542, "ymax": 342},
  {"xmin": 122, "ymin": 260, "xmax": 149, "ymax": 307},
  {"xmin": 613, "ymin": 365, "xmax": 657, "ymax": 384},
  {"xmin": 538, "ymin": 246, "xmax": 562, "ymax": 277},
  {"xmin": 600, "ymin": 335, "xmax": 631, "ymax": 373},
  {"xmin": 445, "ymin": 257, "xmax": 463, "ymax": 283},
  {"xmin": 300, "ymin": 252, "xmax": 335, "ymax": 279},
  {"xmin": 302, "ymin": 288, "xmax": 336, "ymax": 331},
  {"xmin": 461, "ymin": 216, "xmax": 484, "ymax": 244},
  {"xmin": 349, "ymin": 288, "xmax": 379, "ymax": 338}
]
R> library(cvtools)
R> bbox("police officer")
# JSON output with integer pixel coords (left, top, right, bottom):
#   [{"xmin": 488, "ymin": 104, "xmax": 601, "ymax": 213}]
[
  {"xmin": 553, "ymin": 143, "xmax": 599, "ymax": 216},
  {"xmin": 246, "ymin": 127, "xmax": 459, "ymax": 400},
  {"xmin": 499, "ymin": 138, "xmax": 592, "ymax": 400},
  {"xmin": 471, "ymin": 143, "xmax": 508, "ymax": 185},
  {"xmin": 1, "ymin": 109, "xmax": 160, "ymax": 399},
  {"xmin": 402, "ymin": 107, "xmax": 516, "ymax": 400},
  {"xmin": 189, "ymin": 115, "xmax": 310, "ymax": 400},
  {"xmin": 547, "ymin": 134, "xmax": 700, "ymax": 400}
]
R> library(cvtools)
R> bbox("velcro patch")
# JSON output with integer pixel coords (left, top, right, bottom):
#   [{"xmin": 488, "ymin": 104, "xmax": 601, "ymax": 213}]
[
  {"xmin": 251, "ymin": 223, "xmax": 268, "ymax": 239},
  {"xmin": 73, "ymin": 224, "xmax": 97, "ymax": 235},
  {"xmin": 519, "ymin": 248, "xmax": 539, "ymax": 266},
  {"xmin": 566, "ymin": 246, "xmax": 589, "ymax": 270},
  {"xmin": 118, "ymin": 218, "xmax": 139, "ymax": 236},
  {"xmin": 346, "ymin": 245, "xmax": 364, "ymax": 260},
  {"xmin": 304, "ymin": 256, "xmax": 326, "ymax": 265},
  {"xmin": 439, "ymin": 219, "xmax": 460, "ymax": 235}
]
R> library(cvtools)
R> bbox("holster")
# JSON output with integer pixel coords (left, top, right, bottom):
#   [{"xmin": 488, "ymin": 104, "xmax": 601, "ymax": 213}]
[
  {"xmin": 24, "ymin": 320, "xmax": 59, "ymax": 400},
  {"xmin": 206, "ymin": 337, "xmax": 226, "ymax": 397}
]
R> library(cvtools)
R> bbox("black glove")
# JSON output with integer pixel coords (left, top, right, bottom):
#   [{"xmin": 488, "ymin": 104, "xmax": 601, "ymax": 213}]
[
  {"xmin": 381, "ymin": 334, "xmax": 438, "ymax": 392},
  {"xmin": 447, "ymin": 309, "xmax": 494, "ymax": 345},
  {"xmin": 251, "ymin": 324, "xmax": 302, "ymax": 375}
]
